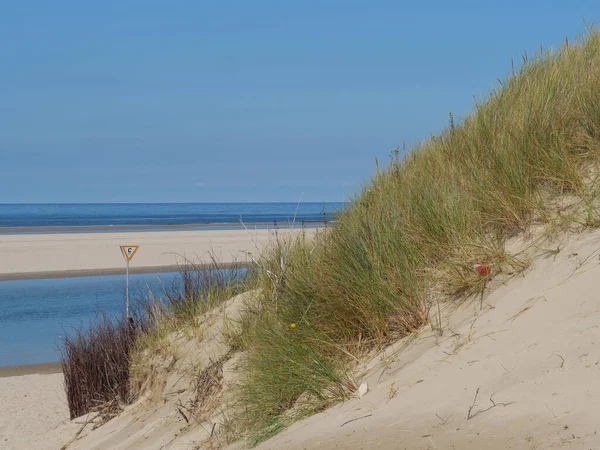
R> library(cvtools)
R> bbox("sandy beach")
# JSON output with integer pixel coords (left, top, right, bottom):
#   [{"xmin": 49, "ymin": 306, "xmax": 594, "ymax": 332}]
[
  {"xmin": 0, "ymin": 228, "xmax": 311, "ymax": 280},
  {"xmin": 0, "ymin": 371, "xmax": 78, "ymax": 450}
]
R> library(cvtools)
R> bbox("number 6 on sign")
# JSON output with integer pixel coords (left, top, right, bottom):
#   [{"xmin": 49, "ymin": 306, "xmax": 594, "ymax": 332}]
[
  {"xmin": 120, "ymin": 245, "xmax": 139, "ymax": 319},
  {"xmin": 121, "ymin": 245, "xmax": 139, "ymax": 262}
]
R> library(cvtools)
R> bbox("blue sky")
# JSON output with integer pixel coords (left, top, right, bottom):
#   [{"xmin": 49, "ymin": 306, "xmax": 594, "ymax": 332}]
[{"xmin": 0, "ymin": 1, "xmax": 597, "ymax": 203}]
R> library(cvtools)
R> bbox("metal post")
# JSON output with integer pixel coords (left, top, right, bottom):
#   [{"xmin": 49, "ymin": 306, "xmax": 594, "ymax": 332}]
[{"xmin": 126, "ymin": 259, "xmax": 130, "ymax": 319}]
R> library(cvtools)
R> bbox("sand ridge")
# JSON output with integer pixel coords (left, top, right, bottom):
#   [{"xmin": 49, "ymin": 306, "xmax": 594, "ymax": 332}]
[{"xmin": 0, "ymin": 228, "xmax": 313, "ymax": 280}]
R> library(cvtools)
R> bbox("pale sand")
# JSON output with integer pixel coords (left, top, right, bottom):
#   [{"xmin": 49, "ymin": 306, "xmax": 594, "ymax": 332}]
[
  {"xmin": 0, "ymin": 228, "xmax": 311, "ymax": 280},
  {"xmin": 7, "ymin": 230, "xmax": 600, "ymax": 449},
  {"xmin": 251, "ymin": 230, "xmax": 600, "ymax": 449},
  {"xmin": 0, "ymin": 373, "xmax": 79, "ymax": 450}
]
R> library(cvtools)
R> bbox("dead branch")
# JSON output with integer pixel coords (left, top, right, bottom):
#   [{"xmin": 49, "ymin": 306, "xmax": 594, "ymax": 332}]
[
  {"xmin": 435, "ymin": 413, "xmax": 453, "ymax": 425},
  {"xmin": 466, "ymin": 387, "xmax": 480, "ymax": 420},
  {"xmin": 340, "ymin": 414, "xmax": 373, "ymax": 427},
  {"xmin": 177, "ymin": 407, "xmax": 189, "ymax": 424},
  {"xmin": 60, "ymin": 412, "xmax": 100, "ymax": 450},
  {"xmin": 467, "ymin": 390, "xmax": 514, "ymax": 420}
]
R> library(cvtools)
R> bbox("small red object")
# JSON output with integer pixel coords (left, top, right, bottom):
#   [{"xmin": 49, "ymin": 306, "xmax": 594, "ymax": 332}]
[{"xmin": 474, "ymin": 264, "xmax": 490, "ymax": 276}]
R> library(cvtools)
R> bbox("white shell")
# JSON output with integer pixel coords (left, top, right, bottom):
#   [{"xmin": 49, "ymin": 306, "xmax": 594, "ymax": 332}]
[{"xmin": 358, "ymin": 382, "xmax": 369, "ymax": 398}]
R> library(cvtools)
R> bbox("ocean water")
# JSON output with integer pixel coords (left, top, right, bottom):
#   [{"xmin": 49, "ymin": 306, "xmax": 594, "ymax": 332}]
[
  {"xmin": 0, "ymin": 272, "xmax": 178, "ymax": 367},
  {"xmin": 0, "ymin": 202, "xmax": 340, "ymax": 367},
  {"xmin": 0, "ymin": 203, "xmax": 342, "ymax": 230}
]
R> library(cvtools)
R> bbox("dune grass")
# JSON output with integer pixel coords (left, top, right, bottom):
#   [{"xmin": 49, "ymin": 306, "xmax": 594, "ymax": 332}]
[
  {"xmin": 233, "ymin": 28, "xmax": 600, "ymax": 443},
  {"xmin": 60, "ymin": 259, "xmax": 255, "ymax": 419},
  {"xmin": 131, "ymin": 259, "xmax": 256, "ymax": 354},
  {"xmin": 61, "ymin": 315, "xmax": 137, "ymax": 419}
]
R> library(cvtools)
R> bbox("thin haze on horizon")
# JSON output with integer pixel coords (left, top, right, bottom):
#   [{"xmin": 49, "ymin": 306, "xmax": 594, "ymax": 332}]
[{"xmin": 0, "ymin": 1, "xmax": 597, "ymax": 203}]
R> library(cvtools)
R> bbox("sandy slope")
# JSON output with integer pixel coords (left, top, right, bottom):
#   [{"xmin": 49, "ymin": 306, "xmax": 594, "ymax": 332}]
[
  {"xmin": 65, "ymin": 292, "xmax": 255, "ymax": 450},
  {"xmin": 7, "ymin": 230, "xmax": 600, "ymax": 449},
  {"xmin": 0, "ymin": 228, "xmax": 311, "ymax": 279},
  {"xmin": 250, "ymin": 230, "xmax": 600, "ymax": 450}
]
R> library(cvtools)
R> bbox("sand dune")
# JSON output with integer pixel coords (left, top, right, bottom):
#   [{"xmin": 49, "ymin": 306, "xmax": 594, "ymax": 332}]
[
  {"xmin": 5, "ymin": 229, "xmax": 600, "ymax": 449},
  {"xmin": 251, "ymin": 230, "xmax": 600, "ymax": 449}
]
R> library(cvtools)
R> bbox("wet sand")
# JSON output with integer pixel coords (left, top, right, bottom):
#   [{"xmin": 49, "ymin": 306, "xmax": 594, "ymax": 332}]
[{"xmin": 0, "ymin": 362, "xmax": 62, "ymax": 378}]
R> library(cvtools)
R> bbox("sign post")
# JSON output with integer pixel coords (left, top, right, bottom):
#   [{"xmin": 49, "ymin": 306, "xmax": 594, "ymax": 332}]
[{"xmin": 120, "ymin": 245, "xmax": 139, "ymax": 319}]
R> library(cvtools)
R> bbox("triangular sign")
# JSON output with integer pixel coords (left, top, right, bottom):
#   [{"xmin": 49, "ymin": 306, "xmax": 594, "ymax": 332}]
[{"xmin": 120, "ymin": 245, "xmax": 139, "ymax": 262}]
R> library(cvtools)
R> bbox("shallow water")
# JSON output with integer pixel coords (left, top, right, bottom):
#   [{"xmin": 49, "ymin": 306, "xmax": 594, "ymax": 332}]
[{"xmin": 0, "ymin": 272, "xmax": 178, "ymax": 367}]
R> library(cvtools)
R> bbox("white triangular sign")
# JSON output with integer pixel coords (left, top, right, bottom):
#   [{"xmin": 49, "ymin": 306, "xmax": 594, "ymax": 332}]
[{"xmin": 120, "ymin": 245, "xmax": 139, "ymax": 262}]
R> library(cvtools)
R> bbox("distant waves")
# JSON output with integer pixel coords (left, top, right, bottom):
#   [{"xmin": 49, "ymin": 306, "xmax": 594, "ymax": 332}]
[{"xmin": 0, "ymin": 202, "xmax": 342, "ymax": 229}]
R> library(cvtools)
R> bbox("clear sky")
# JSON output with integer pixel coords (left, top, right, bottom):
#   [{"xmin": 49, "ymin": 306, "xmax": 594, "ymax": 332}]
[{"xmin": 1, "ymin": 1, "xmax": 597, "ymax": 203}]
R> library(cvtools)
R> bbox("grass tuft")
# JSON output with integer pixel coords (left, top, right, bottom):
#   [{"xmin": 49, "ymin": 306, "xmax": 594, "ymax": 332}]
[{"xmin": 61, "ymin": 315, "xmax": 137, "ymax": 419}]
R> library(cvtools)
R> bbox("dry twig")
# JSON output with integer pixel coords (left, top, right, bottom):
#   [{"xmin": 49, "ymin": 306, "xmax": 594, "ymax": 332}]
[
  {"xmin": 340, "ymin": 414, "xmax": 373, "ymax": 427},
  {"xmin": 467, "ymin": 388, "xmax": 514, "ymax": 420}
]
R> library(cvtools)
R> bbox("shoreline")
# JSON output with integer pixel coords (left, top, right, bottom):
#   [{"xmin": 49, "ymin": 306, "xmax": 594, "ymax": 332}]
[
  {"xmin": 0, "ymin": 361, "xmax": 62, "ymax": 378},
  {"xmin": 0, "ymin": 261, "xmax": 250, "ymax": 281},
  {"xmin": 0, "ymin": 221, "xmax": 329, "ymax": 235}
]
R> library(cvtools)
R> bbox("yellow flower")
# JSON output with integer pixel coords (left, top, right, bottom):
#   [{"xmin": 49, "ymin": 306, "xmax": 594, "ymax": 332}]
[{"xmin": 290, "ymin": 323, "xmax": 296, "ymax": 329}]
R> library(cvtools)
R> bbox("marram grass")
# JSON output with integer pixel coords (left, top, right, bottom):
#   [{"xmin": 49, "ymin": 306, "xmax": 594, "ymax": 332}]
[{"xmin": 236, "ymin": 28, "xmax": 600, "ymax": 443}]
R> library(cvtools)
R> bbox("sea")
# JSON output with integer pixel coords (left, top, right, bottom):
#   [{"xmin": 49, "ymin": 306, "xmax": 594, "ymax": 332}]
[
  {"xmin": 0, "ymin": 272, "xmax": 178, "ymax": 367},
  {"xmin": 0, "ymin": 202, "xmax": 341, "ymax": 231},
  {"xmin": 0, "ymin": 203, "xmax": 342, "ymax": 367}
]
